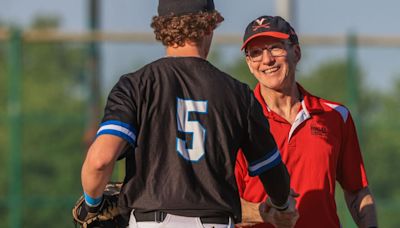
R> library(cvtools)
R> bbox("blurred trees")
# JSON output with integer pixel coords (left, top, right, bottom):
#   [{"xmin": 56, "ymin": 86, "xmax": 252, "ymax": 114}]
[
  {"xmin": 362, "ymin": 79, "xmax": 400, "ymax": 227},
  {"xmin": 0, "ymin": 16, "xmax": 87, "ymax": 228},
  {"xmin": 209, "ymin": 50, "xmax": 258, "ymax": 89},
  {"xmin": 0, "ymin": 19, "xmax": 8, "ymax": 226}
]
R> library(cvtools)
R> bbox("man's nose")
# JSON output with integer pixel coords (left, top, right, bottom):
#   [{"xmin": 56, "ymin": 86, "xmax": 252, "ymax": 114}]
[{"xmin": 261, "ymin": 49, "xmax": 276, "ymax": 64}]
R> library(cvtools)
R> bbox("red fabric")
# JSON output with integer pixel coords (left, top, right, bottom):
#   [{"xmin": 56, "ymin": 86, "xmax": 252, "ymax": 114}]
[{"xmin": 235, "ymin": 83, "xmax": 369, "ymax": 228}]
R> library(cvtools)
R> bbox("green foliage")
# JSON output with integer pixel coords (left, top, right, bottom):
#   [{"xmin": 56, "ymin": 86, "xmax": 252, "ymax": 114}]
[
  {"xmin": 226, "ymin": 56, "xmax": 258, "ymax": 89},
  {"xmin": 0, "ymin": 16, "xmax": 88, "ymax": 227},
  {"xmin": 18, "ymin": 49, "xmax": 86, "ymax": 227},
  {"xmin": 0, "ymin": 40, "xmax": 8, "ymax": 226},
  {"xmin": 363, "ymin": 80, "xmax": 400, "ymax": 198},
  {"xmin": 30, "ymin": 15, "xmax": 60, "ymax": 29},
  {"xmin": 299, "ymin": 59, "xmax": 350, "ymax": 103},
  {"xmin": 209, "ymin": 49, "xmax": 258, "ymax": 88}
]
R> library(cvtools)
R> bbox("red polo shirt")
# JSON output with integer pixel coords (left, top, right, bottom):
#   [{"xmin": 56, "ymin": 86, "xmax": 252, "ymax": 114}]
[{"xmin": 235, "ymin": 83, "xmax": 369, "ymax": 228}]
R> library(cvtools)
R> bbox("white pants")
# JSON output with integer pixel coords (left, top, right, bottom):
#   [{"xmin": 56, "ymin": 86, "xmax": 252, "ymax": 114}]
[{"xmin": 128, "ymin": 210, "xmax": 234, "ymax": 228}]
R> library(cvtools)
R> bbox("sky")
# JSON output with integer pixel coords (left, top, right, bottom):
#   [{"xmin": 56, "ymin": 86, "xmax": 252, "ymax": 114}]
[{"xmin": 1, "ymin": 0, "xmax": 400, "ymax": 91}]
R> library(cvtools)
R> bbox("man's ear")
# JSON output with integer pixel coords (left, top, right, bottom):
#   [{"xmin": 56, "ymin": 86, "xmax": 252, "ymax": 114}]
[
  {"xmin": 245, "ymin": 56, "xmax": 254, "ymax": 74},
  {"xmin": 294, "ymin": 44, "xmax": 301, "ymax": 63}
]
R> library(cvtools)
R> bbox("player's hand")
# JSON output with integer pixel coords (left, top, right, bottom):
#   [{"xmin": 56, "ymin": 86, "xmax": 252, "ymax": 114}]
[
  {"xmin": 72, "ymin": 183, "xmax": 122, "ymax": 227},
  {"xmin": 75, "ymin": 198, "xmax": 103, "ymax": 223},
  {"xmin": 261, "ymin": 189, "xmax": 300, "ymax": 228}
]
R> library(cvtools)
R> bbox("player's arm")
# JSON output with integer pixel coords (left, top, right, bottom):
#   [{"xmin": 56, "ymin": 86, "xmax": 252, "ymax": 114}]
[
  {"xmin": 81, "ymin": 134, "xmax": 127, "ymax": 199},
  {"xmin": 259, "ymin": 162, "xmax": 290, "ymax": 207},
  {"xmin": 344, "ymin": 187, "xmax": 378, "ymax": 228},
  {"xmin": 245, "ymin": 93, "xmax": 291, "ymax": 207},
  {"xmin": 81, "ymin": 74, "xmax": 137, "ymax": 199},
  {"xmin": 243, "ymin": 92, "xmax": 291, "ymax": 207},
  {"xmin": 78, "ymin": 75, "xmax": 137, "ymax": 223},
  {"xmin": 242, "ymin": 92, "xmax": 298, "ymax": 227},
  {"xmin": 258, "ymin": 164, "xmax": 300, "ymax": 228},
  {"xmin": 237, "ymin": 149, "xmax": 298, "ymax": 227},
  {"xmin": 244, "ymin": 149, "xmax": 291, "ymax": 209}
]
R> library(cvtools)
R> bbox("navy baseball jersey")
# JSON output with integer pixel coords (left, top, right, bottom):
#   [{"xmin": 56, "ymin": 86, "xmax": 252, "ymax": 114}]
[{"xmin": 97, "ymin": 57, "xmax": 281, "ymax": 222}]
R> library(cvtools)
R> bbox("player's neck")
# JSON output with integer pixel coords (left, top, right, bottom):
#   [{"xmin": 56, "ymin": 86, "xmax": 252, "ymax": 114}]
[{"xmin": 165, "ymin": 42, "xmax": 207, "ymax": 59}]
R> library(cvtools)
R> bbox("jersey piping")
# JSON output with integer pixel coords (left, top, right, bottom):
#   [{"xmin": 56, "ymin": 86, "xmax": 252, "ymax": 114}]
[{"xmin": 97, "ymin": 120, "xmax": 137, "ymax": 145}]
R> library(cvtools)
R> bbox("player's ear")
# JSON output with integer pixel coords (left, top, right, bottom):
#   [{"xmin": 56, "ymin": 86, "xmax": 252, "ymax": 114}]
[{"xmin": 205, "ymin": 25, "xmax": 214, "ymax": 36}]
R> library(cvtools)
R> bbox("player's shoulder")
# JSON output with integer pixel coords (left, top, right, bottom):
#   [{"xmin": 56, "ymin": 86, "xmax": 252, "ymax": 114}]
[
  {"xmin": 319, "ymin": 97, "xmax": 350, "ymax": 123},
  {"xmin": 203, "ymin": 63, "xmax": 252, "ymax": 94},
  {"xmin": 117, "ymin": 58, "xmax": 164, "ymax": 85}
]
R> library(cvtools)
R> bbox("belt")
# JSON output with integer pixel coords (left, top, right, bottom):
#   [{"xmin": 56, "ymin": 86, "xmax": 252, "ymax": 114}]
[{"xmin": 133, "ymin": 211, "xmax": 229, "ymax": 224}]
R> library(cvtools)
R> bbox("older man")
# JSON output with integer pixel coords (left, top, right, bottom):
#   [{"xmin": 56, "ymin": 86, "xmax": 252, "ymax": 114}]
[{"xmin": 236, "ymin": 15, "xmax": 378, "ymax": 228}]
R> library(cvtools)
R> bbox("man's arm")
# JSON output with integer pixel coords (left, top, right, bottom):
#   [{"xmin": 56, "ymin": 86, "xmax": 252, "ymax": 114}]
[
  {"xmin": 81, "ymin": 135, "xmax": 127, "ymax": 199},
  {"xmin": 344, "ymin": 187, "xmax": 378, "ymax": 228}
]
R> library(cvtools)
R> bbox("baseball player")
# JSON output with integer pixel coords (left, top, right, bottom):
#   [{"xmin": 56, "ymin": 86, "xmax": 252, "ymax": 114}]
[
  {"xmin": 235, "ymin": 15, "xmax": 378, "ymax": 227},
  {"xmin": 78, "ymin": 1, "xmax": 295, "ymax": 228}
]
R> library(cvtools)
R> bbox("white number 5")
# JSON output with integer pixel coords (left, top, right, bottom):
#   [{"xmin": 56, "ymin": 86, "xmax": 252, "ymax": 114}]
[{"xmin": 176, "ymin": 98, "xmax": 208, "ymax": 162}]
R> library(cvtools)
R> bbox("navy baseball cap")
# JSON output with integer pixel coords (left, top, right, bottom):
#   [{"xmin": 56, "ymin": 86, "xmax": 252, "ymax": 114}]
[
  {"xmin": 158, "ymin": 0, "xmax": 215, "ymax": 16},
  {"xmin": 241, "ymin": 15, "xmax": 298, "ymax": 50}
]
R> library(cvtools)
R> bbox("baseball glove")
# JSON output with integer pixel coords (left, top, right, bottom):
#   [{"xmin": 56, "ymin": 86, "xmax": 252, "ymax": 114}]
[{"xmin": 72, "ymin": 182, "xmax": 123, "ymax": 228}]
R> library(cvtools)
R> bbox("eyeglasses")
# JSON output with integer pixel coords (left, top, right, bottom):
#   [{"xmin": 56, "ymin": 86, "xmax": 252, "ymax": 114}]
[{"xmin": 246, "ymin": 44, "xmax": 288, "ymax": 62}]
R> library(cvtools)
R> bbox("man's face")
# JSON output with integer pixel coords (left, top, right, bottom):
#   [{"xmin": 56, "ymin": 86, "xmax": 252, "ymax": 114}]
[{"xmin": 245, "ymin": 36, "xmax": 300, "ymax": 92}]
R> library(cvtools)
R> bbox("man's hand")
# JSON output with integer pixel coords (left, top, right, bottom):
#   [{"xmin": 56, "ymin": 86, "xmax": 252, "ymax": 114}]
[
  {"xmin": 237, "ymin": 198, "xmax": 263, "ymax": 226},
  {"xmin": 261, "ymin": 189, "xmax": 300, "ymax": 228}
]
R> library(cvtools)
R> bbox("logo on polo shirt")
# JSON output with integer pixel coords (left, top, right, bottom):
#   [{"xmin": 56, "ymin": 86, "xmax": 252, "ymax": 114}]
[{"xmin": 310, "ymin": 124, "xmax": 328, "ymax": 137}]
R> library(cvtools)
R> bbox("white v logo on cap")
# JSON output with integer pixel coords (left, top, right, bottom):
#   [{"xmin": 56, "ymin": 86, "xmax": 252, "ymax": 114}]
[{"xmin": 255, "ymin": 18, "xmax": 266, "ymax": 25}]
